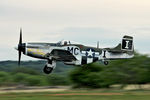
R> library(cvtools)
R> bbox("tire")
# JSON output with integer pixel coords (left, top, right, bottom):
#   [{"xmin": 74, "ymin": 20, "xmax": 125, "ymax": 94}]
[
  {"xmin": 104, "ymin": 61, "xmax": 109, "ymax": 65},
  {"xmin": 43, "ymin": 65, "xmax": 53, "ymax": 74}
]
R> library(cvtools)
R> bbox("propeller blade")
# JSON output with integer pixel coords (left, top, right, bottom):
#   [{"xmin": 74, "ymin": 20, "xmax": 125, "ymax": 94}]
[
  {"xmin": 19, "ymin": 28, "xmax": 22, "ymax": 45},
  {"xmin": 18, "ymin": 28, "xmax": 23, "ymax": 66},
  {"xmin": 18, "ymin": 51, "xmax": 21, "ymax": 65}
]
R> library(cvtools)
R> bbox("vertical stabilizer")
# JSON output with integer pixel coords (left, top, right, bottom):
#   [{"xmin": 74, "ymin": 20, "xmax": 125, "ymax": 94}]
[{"xmin": 121, "ymin": 35, "xmax": 134, "ymax": 51}]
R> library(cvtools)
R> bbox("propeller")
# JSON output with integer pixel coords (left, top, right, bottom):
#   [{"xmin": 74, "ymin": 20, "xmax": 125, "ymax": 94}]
[
  {"xmin": 17, "ymin": 28, "xmax": 25, "ymax": 66},
  {"xmin": 14, "ymin": 28, "xmax": 26, "ymax": 66},
  {"xmin": 18, "ymin": 28, "xmax": 22, "ymax": 65}
]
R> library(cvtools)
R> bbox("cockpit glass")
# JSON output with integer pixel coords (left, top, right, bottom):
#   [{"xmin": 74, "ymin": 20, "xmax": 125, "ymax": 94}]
[{"xmin": 57, "ymin": 40, "xmax": 71, "ymax": 45}]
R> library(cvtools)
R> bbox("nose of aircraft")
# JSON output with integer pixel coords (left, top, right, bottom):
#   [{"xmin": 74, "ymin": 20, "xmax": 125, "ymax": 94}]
[{"xmin": 15, "ymin": 43, "xmax": 26, "ymax": 53}]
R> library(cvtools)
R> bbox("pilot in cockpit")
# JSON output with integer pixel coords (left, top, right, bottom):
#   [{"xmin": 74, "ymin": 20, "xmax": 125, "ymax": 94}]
[
  {"xmin": 64, "ymin": 41, "xmax": 67, "ymax": 45},
  {"xmin": 57, "ymin": 40, "xmax": 71, "ymax": 46}
]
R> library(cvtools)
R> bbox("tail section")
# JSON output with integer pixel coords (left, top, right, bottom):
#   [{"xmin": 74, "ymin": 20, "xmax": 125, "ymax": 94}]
[
  {"xmin": 108, "ymin": 35, "xmax": 134, "ymax": 53},
  {"xmin": 103, "ymin": 35, "xmax": 134, "ymax": 60},
  {"xmin": 101, "ymin": 35, "xmax": 134, "ymax": 65}
]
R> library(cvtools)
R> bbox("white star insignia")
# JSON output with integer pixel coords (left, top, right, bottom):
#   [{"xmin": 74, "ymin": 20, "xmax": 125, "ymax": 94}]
[{"xmin": 87, "ymin": 49, "xmax": 93, "ymax": 57}]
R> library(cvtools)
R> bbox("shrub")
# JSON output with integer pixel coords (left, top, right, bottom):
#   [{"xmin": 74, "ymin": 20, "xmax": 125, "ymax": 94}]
[{"xmin": 46, "ymin": 74, "xmax": 70, "ymax": 86}]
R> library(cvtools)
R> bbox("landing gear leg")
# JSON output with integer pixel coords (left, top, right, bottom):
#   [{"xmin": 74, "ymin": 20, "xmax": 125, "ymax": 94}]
[{"xmin": 43, "ymin": 59, "xmax": 56, "ymax": 74}]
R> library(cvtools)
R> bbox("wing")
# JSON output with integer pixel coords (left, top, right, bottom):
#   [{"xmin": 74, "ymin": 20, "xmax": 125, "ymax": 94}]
[{"xmin": 47, "ymin": 49, "xmax": 76, "ymax": 62}]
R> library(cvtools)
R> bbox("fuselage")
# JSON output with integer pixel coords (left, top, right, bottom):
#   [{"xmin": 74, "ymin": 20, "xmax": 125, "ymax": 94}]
[{"xmin": 17, "ymin": 42, "xmax": 103, "ymax": 65}]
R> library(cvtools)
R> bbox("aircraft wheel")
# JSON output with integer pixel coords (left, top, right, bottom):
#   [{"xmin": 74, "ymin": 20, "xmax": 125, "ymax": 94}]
[
  {"xmin": 104, "ymin": 61, "xmax": 109, "ymax": 65},
  {"xmin": 43, "ymin": 65, "xmax": 53, "ymax": 74}
]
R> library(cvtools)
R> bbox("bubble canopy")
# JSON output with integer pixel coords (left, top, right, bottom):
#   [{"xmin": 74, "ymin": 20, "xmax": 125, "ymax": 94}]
[{"xmin": 57, "ymin": 40, "xmax": 80, "ymax": 46}]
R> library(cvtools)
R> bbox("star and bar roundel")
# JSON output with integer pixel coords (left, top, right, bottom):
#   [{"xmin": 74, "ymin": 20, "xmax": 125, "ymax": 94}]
[
  {"xmin": 81, "ymin": 48, "xmax": 100, "ymax": 64},
  {"xmin": 81, "ymin": 48, "xmax": 99, "ymax": 58},
  {"xmin": 85, "ymin": 48, "xmax": 95, "ymax": 58}
]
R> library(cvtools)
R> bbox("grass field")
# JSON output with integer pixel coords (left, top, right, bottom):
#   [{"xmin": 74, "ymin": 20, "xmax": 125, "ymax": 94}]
[{"xmin": 0, "ymin": 89, "xmax": 150, "ymax": 100}]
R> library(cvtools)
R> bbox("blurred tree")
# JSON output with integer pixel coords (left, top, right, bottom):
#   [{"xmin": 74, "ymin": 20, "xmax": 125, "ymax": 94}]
[
  {"xmin": 70, "ymin": 52, "xmax": 150, "ymax": 88},
  {"xmin": 0, "ymin": 71, "xmax": 10, "ymax": 85},
  {"xmin": 107, "ymin": 52, "xmax": 150, "ymax": 86},
  {"xmin": 24, "ymin": 75, "xmax": 46, "ymax": 86},
  {"xmin": 46, "ymin": 74, "xmax": 71, "ymax": 86},
  {"xmin": 12, "ymin": 67, "xmax": 40, "ymax": 75},
  {"xmin": 70, "ymin": 63, "xmax": 108, "ymax": 88},
  {"xmin": 0, "ymin": 52, "xmax": 150, "ymax": 87},
  {"xmin": 13, "ymin": 73, "xmax": 28, "ymax": 83}
]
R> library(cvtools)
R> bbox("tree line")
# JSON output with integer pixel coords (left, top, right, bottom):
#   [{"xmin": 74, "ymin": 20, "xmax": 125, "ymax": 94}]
[
  {"xmin": 0, "ymin": 67, "xmax": 70, "ymax": 86},
  {"xmin": 0, "ymin": 52, "xmax": 150, "ymax": 88},
  {"xmin": 70, "ymin": 52, "xmax": 150, "ymax": 88}
]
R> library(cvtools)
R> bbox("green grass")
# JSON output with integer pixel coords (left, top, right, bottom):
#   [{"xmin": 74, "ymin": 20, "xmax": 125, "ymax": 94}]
[{"xmin": 1, "ymin": 89, "xmax": 150, "ymax": 100}]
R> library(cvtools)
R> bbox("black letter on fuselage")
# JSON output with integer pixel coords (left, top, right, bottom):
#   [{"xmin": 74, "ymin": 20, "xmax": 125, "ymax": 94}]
[
  {"xmin": 74, "ymin": 48, "xmax": 79, "ymax": 55},
  {"xmin": 67, "ymin": 47, "xmax": 74, "ymax": 54},
  {"xmin": 103, "ymin": 50, "xmax": 106, "ymax": 58}
]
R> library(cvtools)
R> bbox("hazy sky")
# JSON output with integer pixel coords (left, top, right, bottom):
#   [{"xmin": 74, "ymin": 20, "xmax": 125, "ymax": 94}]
[{"xmin": 0, "ymin": 0, "xmax": 150, "ymax": 61}]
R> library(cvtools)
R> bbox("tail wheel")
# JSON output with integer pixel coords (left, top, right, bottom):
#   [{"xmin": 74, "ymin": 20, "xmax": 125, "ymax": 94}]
[
  {"xmin": 104, "ymin": 61, "xmax": 109, "ymax": 65},
  {"xmin": 43, "ymin": 65, "xmax": 53, "ymax": 74}
]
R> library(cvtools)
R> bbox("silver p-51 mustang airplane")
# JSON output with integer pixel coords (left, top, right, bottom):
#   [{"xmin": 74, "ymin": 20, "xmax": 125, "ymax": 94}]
[{"xmin": 15, "ymin": 29, "xmax": 134, "ymax": 74}]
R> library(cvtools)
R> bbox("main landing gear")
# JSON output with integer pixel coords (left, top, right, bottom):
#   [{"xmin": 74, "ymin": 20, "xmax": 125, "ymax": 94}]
[{"xmin": 43, "ymin": 59, "xmax": 56, "ymax": 74}]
